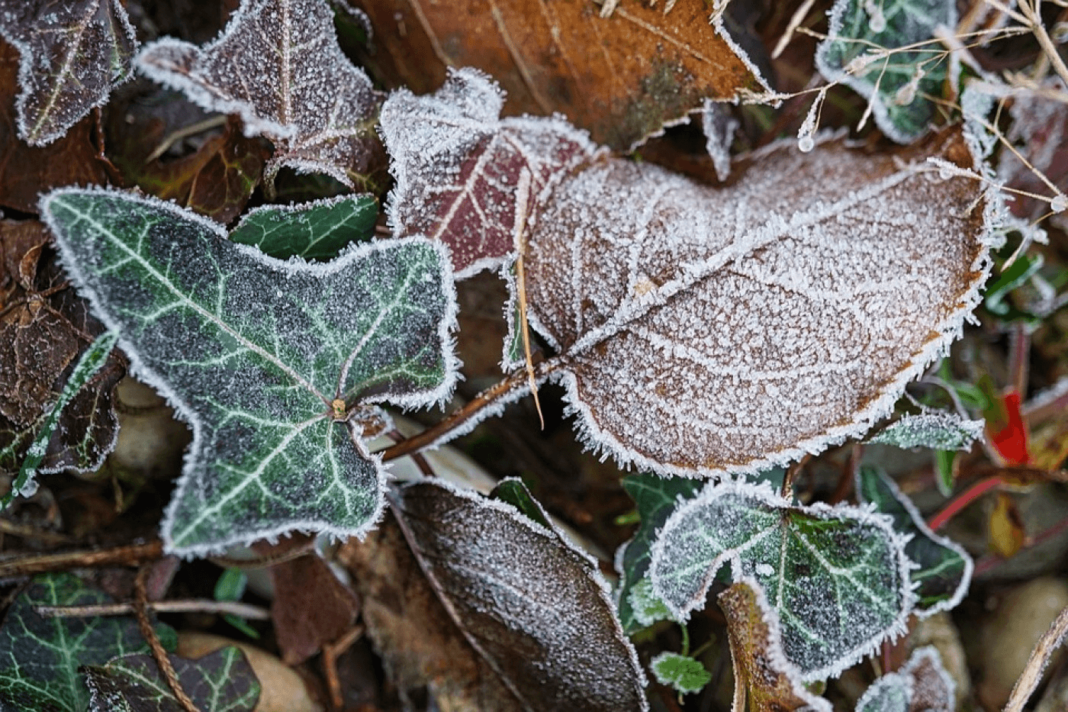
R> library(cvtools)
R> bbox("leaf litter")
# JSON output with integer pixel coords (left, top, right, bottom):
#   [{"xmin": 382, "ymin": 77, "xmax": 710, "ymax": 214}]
[{"xmin": 136, "ymin": 0, "xmax": 385, "ymax": 192}]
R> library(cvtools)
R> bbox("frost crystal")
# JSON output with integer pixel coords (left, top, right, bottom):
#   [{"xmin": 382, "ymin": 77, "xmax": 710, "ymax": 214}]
[
  {"xmin": 869, "ymin": 410, "xmax": 984, "ymax": 451},
  {"xmin": 136, "ymin": 0, "xmax": 382, "ymax": 189}
]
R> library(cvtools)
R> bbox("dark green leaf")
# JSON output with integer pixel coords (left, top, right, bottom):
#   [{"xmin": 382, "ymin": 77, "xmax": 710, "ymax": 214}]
[
  {"xmin": 42, "ymin": 187, "xmax": 458, "ymax": 555},
  {"xmin": 856, "ymin": 466, "xmax": 972, "ymax": 614},
  {"xmin": 649, "ymin": 481, "xmax": 913, "ymax": 681},
  {"xmin": 84, "ymin": 647, "xmax": 260, "ymax": 712},
  {"xmin": 229, "ymin": 195, "xmax": 377, "ymax": 261},
  {"xmin": 0, "ymin": 573, "xmax": 175, "ymax": 712},
  {"xmin": 649, "ymin": 652, "xmax": 710, "ymax": 695}
]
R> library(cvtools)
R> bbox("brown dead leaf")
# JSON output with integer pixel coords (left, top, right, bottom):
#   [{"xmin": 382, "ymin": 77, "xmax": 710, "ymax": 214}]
[
  {"xmin": 358, "ymin": 0, "xmax": 770, "ymax": 149},
  {"xmin": 339, "ymin": 514, "xmax": 524, "ymax": 711},
  {"xmin": 718, "ymin": 580, "xmax": 831, "ymax": 712},
  {"xmin": 269, "ymin": 552, "xmax": 359, "ymax": 666},
  {"xmin": 0, "ymin": 39, "xmax": 109, "ymax": 214},
  {"xmin": 0, "ymin": 220, "xmax": 123, "ymax": 477},
  {"xmin": 989, "ymin": 492, "xmax": 1026, "ymax": 558}
]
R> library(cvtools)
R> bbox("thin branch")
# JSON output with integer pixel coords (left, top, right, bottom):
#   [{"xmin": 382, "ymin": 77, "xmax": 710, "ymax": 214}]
[
  {"xmin": 135, "ymin": 566, "xmax": 199, "ymax": 712},
  {"xmin": 1004, "ymin": 604, "xmax": 1068, "ymax": 712},
  {"xmin": 0, "ymin": 540, "xmax": 163, "ymax": 579},
  {"xmin": 34, "ymin": 599, "xmax": 270, "ymax": 620}
]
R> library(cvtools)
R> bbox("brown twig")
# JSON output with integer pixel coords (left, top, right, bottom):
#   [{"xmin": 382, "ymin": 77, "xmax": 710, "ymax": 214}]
[
  {"xmin": 35, "ymin": 598, "xmax": 270, "ymax": 620},
  {"xmin": 379, "ymin": 357, "xmax": 563, "ymax": 463},
  {"xmin": 386, "ymin": 430, "xmax": 435, "ymax": 477},
  {"xmin": 1004, "ymin": 604, "xmax": 1068, "ymax": 712},
  {"xmin": 0, "ymin": 540, "xmax": 164, "ymax": 579},
  {"xmin": 134, "ymin": 566, "xmax": 199, "ymax": 712},
  {"xmin": 321, "ymin": 624, "xmax": 365, "ymax": 710}
]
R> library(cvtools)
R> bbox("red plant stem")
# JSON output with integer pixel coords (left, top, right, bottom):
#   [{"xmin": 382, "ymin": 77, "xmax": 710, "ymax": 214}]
[{"xmin": 927, "ymin": 476, "xmax": 1004, "ymax": 531}]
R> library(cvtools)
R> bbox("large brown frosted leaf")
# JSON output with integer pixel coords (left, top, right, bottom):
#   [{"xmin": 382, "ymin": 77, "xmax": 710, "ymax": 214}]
[
  {"xmin": 380, "ymin": 69, "xmax": 604, "ymax": 277},
  {"xmin": 136, "ymin": 0, "xmax": 384, "ymax": 191},
  {"xmin": 522, "ymin": 134, "xmax": 991, "ymax": 477},
  {"xmin": 358, "ymin": 0, "xmax": 770, "ymax": 150},
  {"xmin": 0, "ymin": 0, "xmax": 137, "ymax": 146},
  {"xmin": 341, "ymin": 479, "xmax": 647, "ymax": 711}
]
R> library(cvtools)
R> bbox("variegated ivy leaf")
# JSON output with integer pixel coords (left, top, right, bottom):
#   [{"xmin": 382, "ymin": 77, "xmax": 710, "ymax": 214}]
[
  {"xmin": 0, "ymin": 0, "xmax": 137, "ymax": 146},
  {"xmin": 856, "ymin": 646, "xmax": 955, "ymax": 712},
  {"xmin": 380, "ymin": 69, "xmax": 605, "ymax": 278},
  {"xmin": 229, "ymin": 194, "xmax": 377, "ymax": 261},
  {"xmin": 399, "ymin": 72, "xmax": 991, "ymax": 478},
  {"xmin": 136, "ymin": 0, "xmax": 384, "ymax": 191},
  {"xmin": 41, "ymin": 187, "xmax": 458, "ymax": 555},
  {"xmin": 856, "ymin": 466, "xmax": 972, "ymax": 615},
  {"xmin": 84, "ymin": 648, "xmax": 261, "ymax": 712},
  {"xmin": 816, "ymin": 0, "xmax": 958, "ymax": 143},
  {"xmin": 649, "ymin": 481, "xmax": 914, "ymax": 681},
  {"xmin": 615, "ymin": 473, "xmax": 706, "ymax": 633},
  {"xmin": 868, "ymin": 410, "xmax": 985, "ymax": 451},
  {"xmin": 0, "ymin": 573, "xmax": 177, "ymax": 712}
]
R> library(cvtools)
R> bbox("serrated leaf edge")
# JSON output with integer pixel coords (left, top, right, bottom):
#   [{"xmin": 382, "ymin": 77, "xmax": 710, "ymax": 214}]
[
  {"xmin": 648, "ymin": 479, "xmax": 917, "ymax": 682},
  {"xmin": 40, "ymin": 186, "xmax": 460, "ymax": 557},
  {"xmin": 856, "ymin": 467, "xmax": 973, "ymax": 617},
  {"xmin": 856, "ymin": 646, "xmax": 955, "ymax": 711}
]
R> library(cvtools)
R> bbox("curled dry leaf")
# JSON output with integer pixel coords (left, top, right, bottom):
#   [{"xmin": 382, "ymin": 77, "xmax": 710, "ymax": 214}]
[
  {"xmin": 136, "ymin": 0, "xmax": 385, "ymax": 192},
  {"xmin": 360, "ymin": 0, "xmax": 769, "ymax": 150},
  {"xmin": 856, "ymin": 646, "xmax": 955, "ymax": 712},
  {"xmin": 0, "ymin": 0, "xmax": 137, "ymax": 146},
  {"xmin": 341, "ymin": 479, "xmax": 647, "ymax": 712},
  {"xmin": 718, "ymin": 580, "xmax": 831, "ymax": 712}
]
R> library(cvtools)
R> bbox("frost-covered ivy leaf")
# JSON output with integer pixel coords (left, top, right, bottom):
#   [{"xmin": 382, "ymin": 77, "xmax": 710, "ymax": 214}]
[
  {"xmin": 649, "ymin": 652, "xmax": 711, "ymax": 695},
  {"xmin": 650, "ymin": 481, "xmax": 913, "ymax": 681},
  {"xmin": 856, "ymin": 646, "xmax": 954, "ymax": 712},
  {"xmin": 136, "ymin": 0, "xmax": 384, "ymax": 191},
  {"xmin": 816, "ymin": 0, "xmax": 958, "ymax": 143},
  {"xmin": 84, "ymin": 647, "xmax": 261, "ymax": 712},
  {"xmin": 856, "ymin": 466, "xmax": 972, "ymax": 615},
  {"xmin": 387, "ymin": 479, "xmax": 647, "ymax": 711},
  {"xmin": 229, "ymin": 195, "xmax": 376, "ymax": 261},
  {"xmin": 5, "ymin": 330, "xmax": 117, "ymax": 506},
  {"xmin": 524, "ymin": 133, "xmax": 989, "ymax": 477},
  {"xmin": 615, "ymin": 473, "xmax": 704, "ymax": 633},
  {"xmin": 868, "ymin": 410, "xmax": 984, "ymax": 451},
  {"xmin": 0, "ymin": 0, "xmax": 137, "ymax": 146},
  {"xmin": 0, "ymin": 573, "xmax": 176, "ymax": 712},
  {"xmin": 717, "ymin": 580, "xmax": 832, "ymax": 711},
  {"xmin": 41, "ymin": 187, "xmax": 457, "ymax": 555},
  {"xmin": 380, "ymin": 69, "xmax": 604, "ymax": 277}
]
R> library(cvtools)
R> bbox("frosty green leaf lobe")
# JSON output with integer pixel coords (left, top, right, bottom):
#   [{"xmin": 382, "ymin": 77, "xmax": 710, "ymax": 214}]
[
  {"xmin": 857, "ymin": 466, "xmax": 972, "ymax": 614},
  {"xmin": 649, "ymin": 652, "xmax": 711, "ymax": 695},
  {"xmin": 41, "ymin": 188, "xmax": 457, "ymax": 555},
  {"xmin": 85, "ymin": 648, "xmax": 261, "ymax": 712},
  {"xmin": 817, "ymin": 0, "xmax": 957, "ymax": 143},
  {"xmin": 649, "ymin": 482, "xmax": 912, "ymax": 681},
  {"xmin": 0, "ymin": 573, "xmax": 175, "ymax": 712},
  {"xmin": 869, "ymin": 411, "xmax": 984, "ymax": 451},
  {"xmin": 229, "ymin": 195, "xmax": 377, "ymax": 261}
]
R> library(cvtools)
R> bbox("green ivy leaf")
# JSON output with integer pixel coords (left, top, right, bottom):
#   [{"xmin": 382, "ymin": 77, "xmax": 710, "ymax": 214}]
[
  {"xmin": 649, "ymin": 481, "xmax": 913, "ymax": 681},
  {"xmin": 856, "ymin": 466, "xmax": 972, "ymax": 615},
  {"xmin": 615, "ymin": 473, "xmax": 704, "ymax": 633},
  {"xmin": 0, "ymin": 573, "xmax": 176, "ymax": 712},
  {"xmin": 489, "ymin": 478, "xmax": 553, "ymax": 530},
  {"xmin": 228, "ymin": 194, "xmax": 377, "ymax": 261},
  {"xmin": 84, "ymin": 647, "xmax": 261, "ymax": 712},
  {"xmin": 41, "ymin": 187, "xmax": 458, "ymax": 555},
  {"xmin": 868, "ymin": 410, "xmax": 984, "ymax": 451},
  {"xmin": 816, "ymin": 0, "xmax": 958, "ymax": 143},
  {"xmin": 4, "ymin": 329, "xmax": 117, "ymax": 507},
  {"xmin": 649, "ymin": 652, "xmax": 711, "ymax": 695}
]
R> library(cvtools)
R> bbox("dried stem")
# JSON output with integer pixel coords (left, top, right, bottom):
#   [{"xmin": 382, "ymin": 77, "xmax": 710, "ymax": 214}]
[
  {"xmin": 134, "ymin": 566, "xmax": 199, "ymax": 712},
  {"xmin": 322, "ymin": 625, "xmax": 365, "ymax": 709},
  {"xmin": 1018, "ymin": 0, "xmax": 1068, "ymax": 89},
  {"xmin": 1004, "ymin": 604, "xmax": 1068, "ymax": 712},
  {"xmin": 0, "ymin": 540, "xmax": 163, "ymax": 579},
  {"xmin": 379, "ymin": 357, "xmax": 564, "ymax": 463},
  {"xmin": 34, "ymin": 599, "xmax": 270, "ymax": 620}
]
